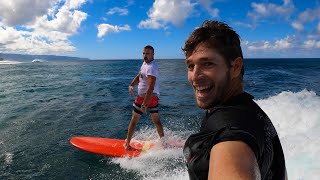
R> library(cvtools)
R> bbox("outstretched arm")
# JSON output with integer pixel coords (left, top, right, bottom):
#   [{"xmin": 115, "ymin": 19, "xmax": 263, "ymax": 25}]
[{"xmin": 208, "ymin": 141, "xmax": 261, "ymax": 180}]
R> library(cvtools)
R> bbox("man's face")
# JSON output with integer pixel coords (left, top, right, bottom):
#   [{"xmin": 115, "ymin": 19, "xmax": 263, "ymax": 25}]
[
  {"xmin": 186, "ymin": 43, "xmax": 232, "ymax": 109},
  {"xmin": 143, "ymin": 48, "xmax": 154, "ymax": 63}
]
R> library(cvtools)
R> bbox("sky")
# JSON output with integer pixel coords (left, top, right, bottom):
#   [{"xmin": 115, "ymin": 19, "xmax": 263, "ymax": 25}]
[{"xmin": 0, "ymin": 0, "xmax": 320, "ymax": 60}]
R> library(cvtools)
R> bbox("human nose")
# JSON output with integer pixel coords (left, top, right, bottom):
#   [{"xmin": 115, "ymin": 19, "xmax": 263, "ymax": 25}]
[{"xmin": 191, "ymin": 65, "xmax": 204, "ymax": 81}]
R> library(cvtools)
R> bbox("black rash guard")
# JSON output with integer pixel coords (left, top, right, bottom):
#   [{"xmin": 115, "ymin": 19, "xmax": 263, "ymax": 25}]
[{"xmin": 183, "ymin": 92, "xmax": 286, "ymax": 180}]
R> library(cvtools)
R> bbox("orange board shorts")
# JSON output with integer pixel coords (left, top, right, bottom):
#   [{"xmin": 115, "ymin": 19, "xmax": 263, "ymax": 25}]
[{"xmin": 133, "ymin": 96, "xmax": 159, "ymax": 115}]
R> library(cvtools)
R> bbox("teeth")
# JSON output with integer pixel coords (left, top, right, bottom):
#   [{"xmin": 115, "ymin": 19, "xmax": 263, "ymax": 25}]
[{"xmin": 196, "ymin": 85, "xmax": 211, "ymax": 91}]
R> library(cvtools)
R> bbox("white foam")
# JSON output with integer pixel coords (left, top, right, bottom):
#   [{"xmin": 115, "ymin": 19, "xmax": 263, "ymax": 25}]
[
  {"xmin": 3, "ymin": 152, "xmax": 13, "ymax": 166},
  {"xmin": 110, "ymin": 90, "xmax": 320, "ymax": 180},
  {"xmin": 256, "ymin": 89, "xmax": 320, "ymax": 180},
  {"xmin": 0, "ymin": 60, "xmax": 23, "ymax": 64},
  {"xmin": 111, "ymin": 128, "xmax": 189, "ymax": 180},
  {"xmin": 32, "ymin": 59, "xmax": 46, "ymax": 63}
]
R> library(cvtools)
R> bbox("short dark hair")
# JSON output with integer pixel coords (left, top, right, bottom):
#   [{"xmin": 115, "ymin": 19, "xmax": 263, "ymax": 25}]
[
  {"xmin": 144, "ymin": 45, "xmax": 154, "ymax": 53},
  {"xmin": 182, "ymin": 20, "xmax": 244, "ymax": 77}
]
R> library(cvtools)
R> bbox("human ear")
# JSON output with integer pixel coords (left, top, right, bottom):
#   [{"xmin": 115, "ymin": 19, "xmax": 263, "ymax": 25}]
[{"xmin": 231, "ymin": 57, "xmax": 243, "ymax": 79}]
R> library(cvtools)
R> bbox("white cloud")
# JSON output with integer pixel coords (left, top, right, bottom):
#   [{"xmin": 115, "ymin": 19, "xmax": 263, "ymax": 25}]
[
  {"xmin": 274, "ymin": 36, "xmax": 293, "ymax": 49},
  {"xmin": 196, "ymin": 0, "xmax": 219, "ymax": 17},
  {"xmin": 243, "ymin": 33, "xmax": 320, "ymax": 56},
  {"xmin": 233, "ymin": 21, "xmax": 254, "ymax": 29},
  {"xmin": 296, "ymin": 7, "xmax": 320, "ymax": 23},
  {"xmin": 245, "ymin": 36, "xmax": 295, "ymax": 51},
  {"xmin": 0, "ymin": 26, "xmax": 75, "ymax": 54},
  {"xmin": 291, "ymin": 7, "xmax": 320, "ymax": 33},
  {"xmin": 97, "ymin": 24, "xmax": 131, "ymax": 38},
  {"xmin": 0, "ymin": 0, "xmax": 89, "ymax": 55},
  {"xmin": 65, "ymin": 0, "xmax": 89, "ymax": 10},
  {"xmin": 30, "ymin": 8, "xmax": 87, "ymax": 35},
  {"xmin": 0, "ymin": 0, "xmax": 53, "ymax": 26},
  {"xmin": 138, "ymin": 19, "xmax": 164, "ymax": 29},
  {"xmin": 291, "ymin": 22, "xmax": 304, "ymax": 32},
  {"xmin": 246, "ymin": 41, "xmax": 272, "ymax": 50},
  {"xmin": 248, "ymin": 0, "xmax": 294, "ymax": 21},
  {"xmin": 138, "ymin": 0, "xmax": 195, "ymax": 29},
  {"xmin": 0, "ymin": 26, "xmax": 26, "ymax": 44},
  {"xmin": 107, "ymin": 7, "xmax": 129, "ymax": 16},
  {"xmin": 209, "ymin": 8, "xmax": 219, "ymax": 17},
  {"xmin": 303, "ymin": 40, "xmax": 320, "ymax": 48}
]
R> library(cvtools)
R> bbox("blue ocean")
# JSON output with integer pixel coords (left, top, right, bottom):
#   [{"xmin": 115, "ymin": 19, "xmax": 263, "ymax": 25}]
[{"xmin": 0, "ymin": 58, "xmax": 319, "ymax": 180}]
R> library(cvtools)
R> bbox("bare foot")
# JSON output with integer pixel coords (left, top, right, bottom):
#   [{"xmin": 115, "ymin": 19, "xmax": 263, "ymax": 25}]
[
  {"xmin": 159, "ymin": 137, "xmax": 168, "ymax": 148},
  {"xmin": 123, "ymin": 142, "xmax": 131, "ymax": 150},
  {"xmin": 124, "ymin": 139, "xmax": 137, "ymax": 150},
  {"xmin": 123, "ymin": 143, "xmax": 139, "ymax": 151},
  {"xmin": 124, "ymin": 139, "xmax": 130, "ymax": 150}
]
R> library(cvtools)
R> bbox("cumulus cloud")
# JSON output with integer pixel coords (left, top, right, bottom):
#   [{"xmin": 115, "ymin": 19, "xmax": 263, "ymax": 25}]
[
  {"xmin": 287, "ymin": 6, "xmax": 320, "ymax": 52},
  {"xmin": 0, "ymin": 0, "xmax": 89, "ymax": 55},
  {"xmin": 0, "ymin": 26, "xmax": 75, "ymax": 54},
  {"xmin": 291, "ymin": 7, "xmax": 320, "ymax": 32},
  {"xmin": 0, "ymin": 0, "xmax": 52, "ymax": 27},
  {"xmin": 274, "ymin": 36, "xmax": 293, "ymax": 49},
  {"xmin": 296, "ymin": 7, "xmax": 320, "ymax": 23},
  {"xmin": 244, "ymin": 35, "xmax": 297, "ymax": 52},
  {"xmin": 107, "ymin": 7, "xmax": 129, "ymax": 16},
  {"xmin": 30, "ymin": 9, "xmax": 87, "ymax": 35},
  {"xmin": 245, "ymin": 41, "xmax": 272, "ymax": 50},
  {"xmin": 242, "ymin": 0, "xmax": 320, "ymax": 56},
  {"xmin": 243, "ymin": 33, "xmax": 320, "ymax": 55},
  {"xmin": 137, "ymin": 0, "xmax": 221, "ymax": 29},
  {"xmin": 302, "ymin": 40, "xmax": 320, "ymax": 48},
  {"xmin": 247, "ymin": 0, "xmax": 294, "ymax": 22},
  {"xmin": 65, "ymin": 0, "xmax": 88, "ymax": 10},
  {"xmin": 196, "ymin": 0, "xmax": 219, "ymax": 17},
  {"xmin": 97, "ymin": 24, "xmax": 131, "ymax": 38},
  {"xmin": 138, "ymin": 0, "xmax": 195, "ymax": 29},
  {"xmin": 291, "ymin": 22, "xmax": 304, "ymax": 32}
]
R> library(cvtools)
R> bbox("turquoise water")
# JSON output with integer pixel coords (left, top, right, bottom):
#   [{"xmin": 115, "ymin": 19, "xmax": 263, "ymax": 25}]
[{"xmin": 0, "ymin": 59, "xmax": 319, "ymax": 180}]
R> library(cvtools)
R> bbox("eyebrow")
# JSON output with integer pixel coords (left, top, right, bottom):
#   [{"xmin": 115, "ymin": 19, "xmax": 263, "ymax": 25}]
[
  {"xmin": 185, "ymin": 58, "xmax": 192, "ymax": 64},
  {"xmin": 186, "ymin": 57, "xmax": 212, "ymax": 64}
]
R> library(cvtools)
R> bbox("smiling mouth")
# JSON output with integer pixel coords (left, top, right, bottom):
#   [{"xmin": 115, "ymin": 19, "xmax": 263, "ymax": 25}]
[{"xmin": 194, "ymin": 85, "xmax": 212, "ymax": 96}]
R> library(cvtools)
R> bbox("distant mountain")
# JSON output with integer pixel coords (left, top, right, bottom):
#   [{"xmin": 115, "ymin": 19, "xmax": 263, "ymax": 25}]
[{"xmin": 0, "ymin": 53, "xmax": 90, "ymax": 61}]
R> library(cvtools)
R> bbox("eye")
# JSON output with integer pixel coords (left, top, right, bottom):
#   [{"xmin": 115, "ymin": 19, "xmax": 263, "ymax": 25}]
[
  {"xmin": 203, "ymin": 61, "xmax": 215, "ymax": 67},
  {"xmin": 187, "ymin": 64, "xmax": 194, "ymax": 71}
]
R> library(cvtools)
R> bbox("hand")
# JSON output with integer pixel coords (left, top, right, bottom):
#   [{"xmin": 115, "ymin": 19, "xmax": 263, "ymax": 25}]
[
  {"xmin": 128, "ymin": 85, "xmax": 134, "ymax": 96},
  {"xmin": 141, "ymin": 105, "xmax": 147, "ymax": 113}
]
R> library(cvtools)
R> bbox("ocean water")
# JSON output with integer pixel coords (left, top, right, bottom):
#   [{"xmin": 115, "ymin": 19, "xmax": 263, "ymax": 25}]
[{"xmin": 0, "ymin": 58, "xmax": 319, "ymax": 180}]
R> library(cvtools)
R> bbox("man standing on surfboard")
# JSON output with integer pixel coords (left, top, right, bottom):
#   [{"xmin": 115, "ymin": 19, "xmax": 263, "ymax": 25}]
[{"xmin": 124, "ymin": 45, "xmax": 164, "ymax": 150}]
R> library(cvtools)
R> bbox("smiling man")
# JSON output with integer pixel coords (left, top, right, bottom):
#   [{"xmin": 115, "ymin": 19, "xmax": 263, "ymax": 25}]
[{"xmin": 182, "ymin": 20, "xmax": 287, "ymax": 180}]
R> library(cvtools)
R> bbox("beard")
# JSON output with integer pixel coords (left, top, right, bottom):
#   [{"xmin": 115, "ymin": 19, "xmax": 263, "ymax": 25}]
[{"xmin": 196, "ymin": 72, "xmax": 232, "ymax": 109}]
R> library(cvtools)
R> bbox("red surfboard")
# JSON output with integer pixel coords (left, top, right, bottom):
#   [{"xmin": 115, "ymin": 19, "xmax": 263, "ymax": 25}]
[{"xmin": 70, "ymin": 136, "xmax": 154, "ymax": 157}]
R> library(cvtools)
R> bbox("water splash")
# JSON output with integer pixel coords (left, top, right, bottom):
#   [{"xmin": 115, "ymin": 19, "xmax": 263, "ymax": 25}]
[
  {"xmin": 111, "ymin": 128, "xmax": 189, "ymax": 180},
  {"xmin": 109, "ymin": 90, "xmax": 319, "ymax": 180},
  {"xmin": 257, "ymin": 89, "xmax": 320, "ymax": 180}
]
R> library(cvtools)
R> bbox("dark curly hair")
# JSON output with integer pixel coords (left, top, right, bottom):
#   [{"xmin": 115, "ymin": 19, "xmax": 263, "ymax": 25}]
[{"xmin": 182, "ymin": 20, "xmax": 244, "ymax": 78}]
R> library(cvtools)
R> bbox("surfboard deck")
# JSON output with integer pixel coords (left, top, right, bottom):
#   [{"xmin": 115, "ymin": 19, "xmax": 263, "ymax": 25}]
[{"xmin": 70, "ymin": 136, "xmax": 154, "ymax": 157}]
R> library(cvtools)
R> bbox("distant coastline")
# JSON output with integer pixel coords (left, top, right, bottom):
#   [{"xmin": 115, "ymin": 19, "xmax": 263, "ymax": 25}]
[
  {"xmin": 0, "ymin": 53, "xmax": 90, "ymax": 61},
  {"xmin": 1, "ymin": 53, "xmax": 318, "ymax": 61}
]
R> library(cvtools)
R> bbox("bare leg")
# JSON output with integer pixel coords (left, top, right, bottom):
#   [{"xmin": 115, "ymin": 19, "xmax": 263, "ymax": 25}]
[
  {"xmin": 150, "ymin": 113, "xmax": 164, "ymax": 138},
  {"xmin": 124, "ymin": 111, "xmax": 141, "ymax": 149}
]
